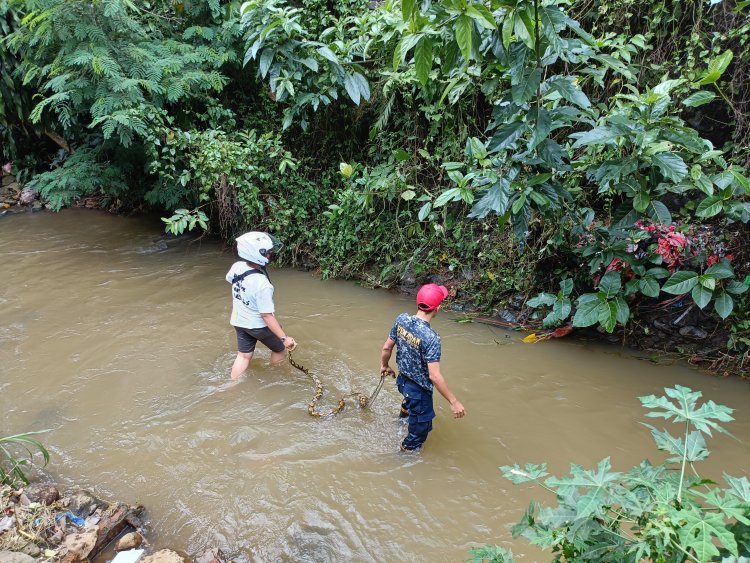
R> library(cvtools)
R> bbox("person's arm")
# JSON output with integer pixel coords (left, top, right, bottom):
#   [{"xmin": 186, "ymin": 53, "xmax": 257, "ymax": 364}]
[
  {"xmin": 260, "ymin": 312, "xmax": 296, "ymax": 349},
  {"xmin": 380, "ymin": 338, "xmax": 396, "ymax": 377},
  {"xmin": 427, "ymin": 362, "xmax": 465, "ymax": 418}
]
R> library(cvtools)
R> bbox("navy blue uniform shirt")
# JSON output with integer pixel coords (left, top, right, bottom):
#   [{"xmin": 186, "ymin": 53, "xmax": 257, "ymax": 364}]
[{"xmin": 389, "ymin": 313, "xmax": 441, "ymax": 391}]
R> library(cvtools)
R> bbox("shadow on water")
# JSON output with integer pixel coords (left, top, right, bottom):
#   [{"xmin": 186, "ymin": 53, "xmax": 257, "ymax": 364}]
[{"xmin": 1, "ymin": 209, "xmax": 749, "ymax": 562}]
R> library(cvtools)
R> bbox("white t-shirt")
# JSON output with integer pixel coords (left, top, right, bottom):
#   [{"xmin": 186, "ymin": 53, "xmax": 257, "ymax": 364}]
[{"xmin": 225, "ymin": 261, "xmax": 275, "ymax": 329}]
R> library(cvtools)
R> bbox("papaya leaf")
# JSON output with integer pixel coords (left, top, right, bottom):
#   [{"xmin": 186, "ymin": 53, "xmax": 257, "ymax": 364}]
[
  {"xmin": 639, "ymin": 385, "xmax": 734, "ymax": 437},
  {"xmin": 675, "ymin": 506, "xmax": 737, "ymax": 561}
]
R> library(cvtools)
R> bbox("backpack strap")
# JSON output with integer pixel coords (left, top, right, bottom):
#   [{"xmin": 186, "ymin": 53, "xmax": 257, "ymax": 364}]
[{"xmin": 231, "ymin": 268, "xmax": 266, "ymax": 286}]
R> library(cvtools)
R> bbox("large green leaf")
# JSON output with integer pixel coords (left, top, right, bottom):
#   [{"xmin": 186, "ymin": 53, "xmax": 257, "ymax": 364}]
[
  {"xmin": 639, "ymin": 384, "xmax": 734, "ymax": 436},
  {"xmin": 487, "ymin": 121, "xmax": 526, "ymax": 152},
  {"xmin": 683, "ymin": 91, "xmax": 717, "ymax": 107},
  {"xmin": 549, "ymin": 299, "xmax": 571, "ymax": 326},
  {"xmin": 639, "ymin": 277, "xmax": 660, "ymax": 298},
  {"xmin": 598, "ymin": 271, "xmax": 621, "ymax": 297},
  {"xmin": 528, "ymin": 293, "xmax": 557, "ymax": 307},
  {"xmin": 726, "ymin": 280, "xmax": 749, "ymax": 295},
  {"xmin": 401, "ymin": 0, "xmax": 416, "ymax": 20},
  {"xmin": 537, "ymin": 4, "xmax": 566, "ymax": 54},
  {"xmin": 696, "ymin": 50, "xmax": 734, "ymax": 86},
  {"xmin": 570, "ymin": 126, "xmax": 620, "ymax": 148},
  {"xmin": 465, "ymin": 4, "xmax": 496, "ymax": 30},
  {"xmin": 546, "ymin": 76, "xmax": 591, "ymax": 109},
  {"xmin": 646, "ymin": 200, "xmax": 672, "ymax": 225},
  {"xmin": 501, "ymin": 9, "xmax": 514, "ymax": 49},
  {"xmin": 528, "ymin": 108, "xmax": 551, "ymax": 151},
  {"xmin": 614, "ymin": 295, "xmax": 629, "ymax": 325},
  {"xmin": 511, "ymin": 67, "xmax": 542, "ymax": 104},
  {"xmin": 469, "ymin": 181, "xmax": 510, "ymax": 218},
  {"xmin": 597, "ymin": 300, "xmax": 617, "ymax": 332},
  {"xmin": 455, "ymin": 15, "xmax": 473, "ymax": 62},
  {"xmin": 633, "ymin": 191, "xmax": 650, "ymax": 212},
  {"xmin": 501, "ymin": 463, "xmax": 549, "ymax": 484},
  {"xmin": 572, "ymin": 294, "xmax": 600, "ymax": 328},
  {"xmin": 651, "ymin": 152, "xmax": 688, "ymax": 182},
  {"xmin": 714, "ymin": 291, "xmax": 734, "ymax": 319},
  {"xmin": 434, "ymin": 187, "xmax": 461, "ymax": 207},
  {"xmin": 352, "ymin": 72, "xmax": 370, "ymax": 101},
  {"xmin": 662, "ymin": 271, "xmax": 699, "ymax": 295},
  {"xmin": 414, "ymin": 37, "xmax": 433, "ymax": 86},
  {"xmin": 724, "ymin": 474, "xmax": 750, "ymax": 503},
  {"xmin": 696, "ymin": 195, "xmax": 723, "ymax": 218},
  {"xmin": 513, "ymin": 9, "xmax": 534, "ymax": 50},
  {"xmin": 675, "ymin": 506, "xmax": 737, "ymax": 561},
  {"xmin": 697, "ymin": 489, "xmax": 750, "ymax": 525},
  {"xmin": 644, "ymin": 424, "xmax": 708, "ymax": 463},
  {"xmin": 692, "ymin": 284, "xmax": 713, "ymax": 309},
  {"xmin": 343, "ymin": 73, "xmax": 361, "ymax": 105},
  {"xmin": 705, "ymin": 261, "xmax": 734, "ymax": 280},
  {"xmin": 545, "ymin": 458, "xmax": 622, "ymax": 519}
]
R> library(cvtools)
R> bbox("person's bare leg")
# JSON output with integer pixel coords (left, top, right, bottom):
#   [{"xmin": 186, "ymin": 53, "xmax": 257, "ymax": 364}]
[
  {"xmin": 231, "ymin": 351, "xmax": 253, "ymax": 379},
  {"xmin": 269, "ymin": 350, "xmax": 286, "ymax": 366}
]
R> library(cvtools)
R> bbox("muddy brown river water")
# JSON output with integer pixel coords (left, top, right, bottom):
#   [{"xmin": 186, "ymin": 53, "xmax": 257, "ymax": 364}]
[{"xmin": 1, "ymin": 209, "xmax": 749, "ymax": 562}]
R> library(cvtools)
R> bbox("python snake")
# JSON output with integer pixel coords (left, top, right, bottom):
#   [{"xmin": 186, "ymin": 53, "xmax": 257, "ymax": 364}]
[{"xmin": 287, "ymin": 347, "xmax": 385, "ymax": 417}]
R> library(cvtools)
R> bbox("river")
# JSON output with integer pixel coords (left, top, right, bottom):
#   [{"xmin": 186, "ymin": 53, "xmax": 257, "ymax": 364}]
[{"xmin": 1, "ymin": 209, "xmax": 748, "ymax": 562}]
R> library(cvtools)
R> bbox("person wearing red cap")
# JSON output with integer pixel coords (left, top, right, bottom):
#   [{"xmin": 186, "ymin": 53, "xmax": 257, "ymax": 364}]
[{"xmin": 379, "ymin": 283, "xmax": 466, "ymax": 451}]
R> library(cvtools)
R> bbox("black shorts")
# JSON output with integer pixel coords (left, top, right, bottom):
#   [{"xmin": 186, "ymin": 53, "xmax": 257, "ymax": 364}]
[{"xmin": 234, "ymin": 326, "xmax": 285, "ymax": 354}]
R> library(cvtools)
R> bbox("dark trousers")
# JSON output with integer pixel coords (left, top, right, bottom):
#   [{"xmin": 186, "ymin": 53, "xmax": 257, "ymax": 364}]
[{"xmin": 397, "ymin": 375, "xmax": 435, "ymax": 450}]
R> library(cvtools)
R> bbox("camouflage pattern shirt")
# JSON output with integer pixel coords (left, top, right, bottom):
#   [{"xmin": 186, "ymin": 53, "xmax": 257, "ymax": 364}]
[{"xmin": 389, "ymin": 313, "xmax": 441, "ymax": 392}]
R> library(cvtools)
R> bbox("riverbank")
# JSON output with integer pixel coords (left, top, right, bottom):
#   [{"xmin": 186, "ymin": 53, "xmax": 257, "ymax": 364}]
[
  {"xmin": 1, "ymin": 171, "xmax": 746, "ymax": 379},
  {"xmin": 0, "ymin": 484, "xmax": 224, "ymax": 563}
]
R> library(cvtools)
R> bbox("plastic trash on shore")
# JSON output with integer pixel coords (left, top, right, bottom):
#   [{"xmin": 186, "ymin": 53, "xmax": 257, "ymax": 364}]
[
  {"xmin": 55, "ymin": 510, "xmax": 86, "ymax": 527},
  {"xmin": 112, "ymin": 549, "xmax": 145, "ymax": 563},
  {"xmin": 522, "ymin": 325, "xmax": 573, "ymax": 343}
]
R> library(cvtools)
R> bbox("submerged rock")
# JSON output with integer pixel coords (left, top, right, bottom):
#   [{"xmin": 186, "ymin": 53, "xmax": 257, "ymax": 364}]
[
  {"xmin": 19, "ymin": 187, "xmax": 39, "ymax": 205},
  {"xmin": 116, "ymin": 532, "xmax": 144, "ymax": 551},
  {"xmin": 0, "ymin": 552, "xmax": 37, "ymax": 563},
  {"xmin": 195, "ymin": 548, "xmax": 226, "ymax": 563},
  {"xmin": 140, "ymin": 549, "xmax": 189, "ymax": 563},
  {"xmin": 67, "ymin": 489, "xmax": 106, "ymax": 517}
]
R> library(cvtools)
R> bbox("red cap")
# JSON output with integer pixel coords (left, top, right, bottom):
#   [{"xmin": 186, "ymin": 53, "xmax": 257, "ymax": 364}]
[{"xmin": 416, "ymin": 284, "xmax": 449, "ymax": 311}]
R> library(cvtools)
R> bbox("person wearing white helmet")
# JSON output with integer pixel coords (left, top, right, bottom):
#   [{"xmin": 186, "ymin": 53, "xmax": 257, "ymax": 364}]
[{"xmin": 226, "ymin": 231, "xmax": 296, "ymax": 379}]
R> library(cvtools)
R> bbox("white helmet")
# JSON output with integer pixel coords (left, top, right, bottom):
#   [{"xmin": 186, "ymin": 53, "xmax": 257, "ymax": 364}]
[{"xmin": 236, "ymin": 231, "xmax": 281, "ymax": 266}]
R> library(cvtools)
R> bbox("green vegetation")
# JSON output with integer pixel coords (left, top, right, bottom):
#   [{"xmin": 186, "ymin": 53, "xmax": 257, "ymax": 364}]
[
  {"xmin": 0, "ymin": 431, "xmax": 50, "ymax": 487},
  {"xmin": 1, "ymin": 0, "xmax": 749, "ymax": 369},
  {"xmin": 470, "ymin": 385, "xmax": 750, "ymax": 563}
]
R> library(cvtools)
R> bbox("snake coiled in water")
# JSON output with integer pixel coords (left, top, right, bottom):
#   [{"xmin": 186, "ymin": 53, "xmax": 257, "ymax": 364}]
[{"xmin": 287, "ymin": 348, "xmax": 385, "ymax": 417}]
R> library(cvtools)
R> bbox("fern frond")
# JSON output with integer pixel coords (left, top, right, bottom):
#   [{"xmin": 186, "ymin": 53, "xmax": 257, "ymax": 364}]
[{"xmin": 29, "ymin": 91, "xmax": 70, "ymax": 123}]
